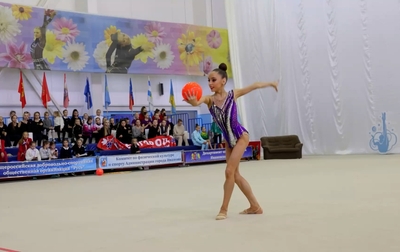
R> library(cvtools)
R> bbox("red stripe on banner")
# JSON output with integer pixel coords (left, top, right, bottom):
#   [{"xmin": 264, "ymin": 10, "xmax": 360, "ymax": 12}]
[{"xmin": 0, "ymin": 247, "xmax": 19, "ymax": 252}]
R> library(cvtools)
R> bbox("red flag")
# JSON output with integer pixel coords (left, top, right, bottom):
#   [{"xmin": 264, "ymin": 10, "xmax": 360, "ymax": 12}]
[
  {"xmin": 63, "ymin": 73, "xmax": 69, "ymax": 108},
  {"xmin": 97, "ymin": 135, "xmax": 129, "ymax": 150},
  {"xmin": 18, "ymin": 71, "xmax": 26, "ymax": 109},
  {"xmin": 41, "ymin": 72, "xmax": 51, "ymax": 108}
]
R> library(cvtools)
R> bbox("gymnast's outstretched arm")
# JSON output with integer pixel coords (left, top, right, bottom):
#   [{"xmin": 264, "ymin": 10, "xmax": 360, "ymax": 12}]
[{"xmin": 234, "ymin": 81, "xmax": 278, "ymax": 100}]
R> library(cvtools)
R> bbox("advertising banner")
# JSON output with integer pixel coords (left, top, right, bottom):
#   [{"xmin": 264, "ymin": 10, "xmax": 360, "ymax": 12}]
[
  {"xmin": 99, "ymin": 151, "xmax": 182, "ymax": 169},
  {"xmin": 0, "ymin": 157, "xmax": 97, "ymax": 179},
  {"xmin": 183, "ymin": 147, "xmax": 253, "ymax": 164}
]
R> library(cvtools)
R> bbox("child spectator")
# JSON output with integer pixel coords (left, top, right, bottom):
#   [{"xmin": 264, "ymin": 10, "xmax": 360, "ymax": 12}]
[
  {"xmin": 25, "ymin": 142, "xmax": 41, "ymax": 161},
  {"xmin": 0, "ymin": 139, "xmax": 8, "ymax": 162},
  {"xmin": 49, "ymin": 141, "xmax": 58, "ymax": 159},
  {"xmin": 83, "ymin": 116, "xmax": 94, "ymax": 144},
  {"xmin": 200, "ymin": 126, "xmax": 213, "ymax": 149},
  {"xmin": 211, "ymin": 119, "xmax": 222, "ymax": 149},
  {"xmin": 7, "ymin": 115, "xmax": 19, "ymax": 147},
  {"xmin": 43, "ymin": 111, "xmax": 54, "ymax": 141},
  {"xmin": 60, "ymin": 139, "xmax": 72, "ymax": 159},
  {"xmin": 191, "ymin": 124, "xmax": 209, "ymax": 150},
  {"xmin": 72, "ymin": 139, "xmax": 87, "ymax": 157},
  {"xmin": 39, "ymin": 140, "xmax": 52, "ymax": 160},
  {"xmin": 53, "ymin": 111, "xmax": 64, "ymax": 143},
  {"xmin": 92, "ymin": 117, "xmax": 103, "ymax": 143},
  {"xmin": 148, "ymin": 119, "xmax": 159, "ymax": 139},
  {"xmin": 159, "ymin": 119, "xmax": 170, "ymax": 136},
  {"xmin": 72, "ymin": 118, "xmax": 83, "ymax": 143},
  {"xmin": 130, "ymin": 138, "xmax": 140, "ymax": 154},
  {"xmin": 17, "ymin": 131, "xmax": 32, "ymax": 161}
]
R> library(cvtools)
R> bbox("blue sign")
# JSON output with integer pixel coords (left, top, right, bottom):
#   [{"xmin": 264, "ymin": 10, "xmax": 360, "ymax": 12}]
[
  {"xmin": 369, "ymin": 112, "xmax": 397, "ymax": 154},
  {"xmin": 184, "ymin": 147, "xmax": 253, "ymax": 164},
  {"xmin": 0, "ymin": 157, "xmax": 97, "ymax": 179}
]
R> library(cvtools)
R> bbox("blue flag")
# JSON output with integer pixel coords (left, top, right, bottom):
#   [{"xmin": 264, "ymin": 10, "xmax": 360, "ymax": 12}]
[
  {"xmin": 84, "ymin": 77, "xmax": 93, "ymax": 110},
  {"xmin": 104, "ymin": 75, "xmax": 111, "ymax": 110},
  {"xmin": 169, "ymin": 79, "xmax": 176, "ymax": 114},
  {"xmin": 129, "ymin": 78, "xmax": 134, "ymax": 111},
  {"xmin": 147, "ymin": 76, "xmax": 154, "ymax": 116}
]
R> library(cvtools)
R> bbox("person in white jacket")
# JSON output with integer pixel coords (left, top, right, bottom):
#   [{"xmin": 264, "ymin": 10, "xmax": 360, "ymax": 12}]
[
  {"xmin": 53, "ymin": 111, "xmax": 64, "ymax": 143},
  {"xmin": 25, "ymin": 142, "xmax": 41, "ymax": 161}
]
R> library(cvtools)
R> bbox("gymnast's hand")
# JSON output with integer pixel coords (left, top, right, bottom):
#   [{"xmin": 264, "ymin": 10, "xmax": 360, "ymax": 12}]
[
  {"xmin": 269, "ymin": 80, "xmax": 279, "ymax": 92},
  {"xmin": 183, "ymin": 91, "xmax": 199, "ymax": 106}
]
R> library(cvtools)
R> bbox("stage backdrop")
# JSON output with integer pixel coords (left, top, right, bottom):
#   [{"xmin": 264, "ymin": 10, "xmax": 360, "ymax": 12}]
[
  {"xmin": 0, "ymin": 2, "xmax": 231, "ymax": 76},
  {"xmin": 226, "ymin": 0, "xmax": 400, "ymax": 155}
]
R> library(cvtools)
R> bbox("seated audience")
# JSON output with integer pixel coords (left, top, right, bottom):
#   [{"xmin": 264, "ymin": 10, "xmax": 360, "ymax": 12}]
[
  {"xmin": 72, "ymin": 139, "xmax": 87, "ymax": 157},
  {"xmin": 130, "ymin": 138, "xmax": 140, "ymax": 154},
  {"xmin": 173, "ymin": 119, "xmax": 189, "ymax": 146},
  {"xmin": 32, "ymin": 111, "xmax": 45, "ymax": 146},
  {"xmin": 0, "ymin": 139, "xmax": 8, "ymax": 162},
  {"xmin": 25, "ymin": 142, "xmax": 41, "ymax": 161},
  {"xmin": 159, "ymin": 119, "xmax": 170, "ymax": 136},
  {"xmin": 92, "ymin": 117, "xmax": 103, "ymax": 142},
  {"xmin": 211, "ymin": 119, "xmax": 222, "ymax": 149},
  {"xmin": 39, "ymin": 140, "xmax": 52, "ymax": 160},
  {"xmin": 72, "ymin": 118, "xmax": 83, "ymax": 143},
  {"xmin": 60, "ymin": 139, "xmax": 72, "ymax": 159},
  {"xmin": 191, "ymin": 124, "xmax": 208, "ymax": 150},
  {"xmin": 99, "ymin": 119, "xmax": 111, "ymax": 139},
  {"xmin": 49, "ymin": 141, "xmax": 58, "ymax": 159},
  {"xmin": 201, "ymin": 126, "xmax": 213, "ymax": 149},
  {"xmin": 43, "ymin": 111, "xmax": 54, "ymax": 141},
  {"xmin": 17, "ymin": 131, "xmax": 32, "ymax": 161},
  {"xmin": 116, "ymin": 119, "xmax": 131, "ymax": 144},
  {"xmin": 83, "ymin": 116, "xmax": 94, "ymax": 144},
  {"xmin": 132, "ymin": 119, "xmax": 145, "ymax": 141},
  {"xmin": 0, "ymin": 116, "xmax": 8, "ymax": 145},
  {"xmin": 148, "ymin": 119, "xmax": 159, "ymax": 139}
]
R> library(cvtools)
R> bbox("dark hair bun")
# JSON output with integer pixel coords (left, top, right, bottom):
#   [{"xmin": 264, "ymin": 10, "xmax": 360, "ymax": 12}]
[{"xmin": 218, "ymin": 63, "xmax": 227, "ymax": 72}]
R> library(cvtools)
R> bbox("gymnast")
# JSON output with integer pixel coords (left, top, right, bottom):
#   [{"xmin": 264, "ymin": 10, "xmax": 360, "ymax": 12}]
[{"xmin": 184, "ymin": 63, "xmax": 278, "ymax": 220}]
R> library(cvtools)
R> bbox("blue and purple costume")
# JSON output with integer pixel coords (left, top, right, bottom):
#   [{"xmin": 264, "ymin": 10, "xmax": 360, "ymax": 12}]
[{"xmin": 209, "ymin": 90, "xmax": 248, "ymax": 148}]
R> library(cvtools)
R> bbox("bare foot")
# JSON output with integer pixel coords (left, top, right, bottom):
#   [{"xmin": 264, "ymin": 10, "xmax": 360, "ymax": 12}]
[{"xmin": 239, "ymin": 207, "xmax": 263, "ymax": 215}]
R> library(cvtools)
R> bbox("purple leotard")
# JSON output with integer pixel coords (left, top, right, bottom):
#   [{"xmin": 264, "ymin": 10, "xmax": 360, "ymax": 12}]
[{"xmin": 209, "ymin": 90, "xmax": 248, "ymax": 148}]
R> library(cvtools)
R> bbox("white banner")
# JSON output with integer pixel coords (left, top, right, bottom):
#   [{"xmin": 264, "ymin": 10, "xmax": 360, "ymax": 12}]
[{"xmin": 98, "ymin": 151, "xmax": 183, "ymax": 169}]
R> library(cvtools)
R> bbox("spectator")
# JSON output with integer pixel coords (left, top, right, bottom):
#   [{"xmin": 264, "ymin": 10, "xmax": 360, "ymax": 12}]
[
  {"xmin": 99, "ymin": 119, "xmax": 111, "ymax": 139},
  {"xmin": 95, "ymin": 109, "xmax": 103, "ymax": 122},
  {"xmin": 6, "ymin": 110, "xmax": 17, "ymax": 125},
  {"xmin": 62, "ymin": 109, "xmax": 71, "ymax": 140},
  {"xmin": 139, "ymin": 106, "xmax": 147, "ymax": 121},
  {"xmin": 160, "ymin": 108, "xmax": 166, "ymax": 121},
  {"xmin": 25, "ymin": 142, "xmax": 41, "ymax": 161},
  {"xmin": 131, "ymin": 113, "xmax": 140, "ymax": 125},
  {"xmin": 18, "ymin": 111, "xmax": 32, "ymax": 135},
  {"xmin": 39, "ymin": 140, "xmax": 51, "ymax": 160},
  {"xmin": 17, "ymin": 131, "xmax": 32, "ymax": 161},
  {"xmin": 191, "ymin": 124, "xmax": 208, "ymax": 150},
  {"xmin": 60, "ymin": 139, "xmax": 72, "ymax": 159},
  {"xmin": 148, "ymin": 119, "xmax": 159, "ymax": 139},
  {"xmin": 132, "ymin": 119, "xmax": 145, "ymax": 141},
  {"xmin": 173, "ymin": 119, "xmax": 189, "ymax": 146},
  {"xmin": 159, "ymin": 119, "xmax": 170, "ymax": 136},
  {"xmin": 53, "ymin": 111, "xmax": 64, "ymax": 142},
  {"xmin": 130, "ymin": 138, "xmax": 140, "ymax": 154},
  {"xmin": 83, "ymin": 116, "xmax": 94, "ymax": 144},
  {"xmin": 49, "ymin": 141, "xmax": 58, "ymax": 159},
  {"xmin": 0, "ymin": 139, "xmax": 8, "ymax": 162},
  {"xmin": 201, "ymin": 126, "xmax": 213, "ymax": 149},
  {"xmin": 72, "ymin": 138, "xmax": 87, "ymax": 157},
  {"xmin": 109, "ymin": 117, "xmax": 117, "ymax": 130},
  {"xmin": 211, "ymin": 119, "xmax": 222, "ymax": 149},
  {"xmin": 7, "ymin": 115, "xmax": 19, "ymax": 147},
  {"xmin": 72, "ymin": 118, "xmax": 83, "ymax": 143},
  {"xmin": 116, "ymin": 119, "xmax": 131, "ymax": 144},
  {"xmin": 0, "ymin": 116, "xmax": 8, "ymax": 145},
  {"xmin": 43, "ymin": 111, "xmax": 54, "ymax": 141},
  {"xmin": 82, "ymin": 113, "xmax": 89, "ymax": 125},
  {"xmin": 31, "ymin": 111, "xmax": 44, "ymax": 146},
  {"xmin": 92, "ymin": 117, "xmax": 103, "ymax": 143}
]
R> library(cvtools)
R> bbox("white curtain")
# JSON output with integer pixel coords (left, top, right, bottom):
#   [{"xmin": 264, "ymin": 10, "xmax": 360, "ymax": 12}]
[{"xmin": 225, "ymin": 0, "xmax": 400, "ymax": 155}]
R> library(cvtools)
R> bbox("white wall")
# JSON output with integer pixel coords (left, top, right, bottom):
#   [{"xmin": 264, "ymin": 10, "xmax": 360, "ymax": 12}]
[{"xmin": 0, "ymin": 0, "xmax": 230, "ymax": 121}]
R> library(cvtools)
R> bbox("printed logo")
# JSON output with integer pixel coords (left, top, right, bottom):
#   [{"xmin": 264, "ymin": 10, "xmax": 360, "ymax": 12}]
[
  {"xmin": 100, "ymin": 157, "xmax": 107, "ymax": 167},
  {"xmin": 369, "ymin": 112, "xmax": 397, "ymax": 154}
]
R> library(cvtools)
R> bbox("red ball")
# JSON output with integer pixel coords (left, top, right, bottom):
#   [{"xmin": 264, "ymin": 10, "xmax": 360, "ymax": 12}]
[
  {"xmin": 182, "ymin": 82, "xmax": 202, "ymax": 101},
  {"xmin": 96, "ymin": 168, "xmax": 104, "ymax": 176}
]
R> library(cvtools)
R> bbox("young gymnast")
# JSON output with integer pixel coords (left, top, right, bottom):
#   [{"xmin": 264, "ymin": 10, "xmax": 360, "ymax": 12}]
[{"xmin": 184, "ymin": 63, "xmax": 278, "ymax": 220}]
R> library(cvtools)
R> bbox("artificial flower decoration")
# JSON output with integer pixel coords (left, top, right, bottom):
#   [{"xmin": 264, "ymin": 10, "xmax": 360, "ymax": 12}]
[
  {"xmin": 0, "ymin": 5, "xmax": 22, "ymax": 44},
  {"xmin": 62, "ymin": 42, "xmax": 90, "ymax": 71},
  {"xmin": 152, "ymin": 43, "xmax": 175, "ymax": 69},
  {"xmin": 52, "ymin": 17, "xmax": 80, "ymax": 43},
  {"xmin": 0, "ymin": 41, "xmax": 32, "ymax": 68},
  {"xmin": 177, "ymin": 31, "xmax": 204, "ymax": 67},
  {"xmin": 93, "ymin": 40, "xmax": 116, "ymax": 70},
  {"xmin": 104, "ymin": 25, "xmax": 120, "ymax": 46},
  {"xmin": 11, "ymin": 5, "xmax": 32, "ymax": 20},
  {"xmin": 144, "ymin": 22, "xmax": 166, "ymax": 44},
  {"xmin": 43, "ymin": 30, "xmax": 65, "ymax": 64},
  {"xmin": 206, "ymin": 30, "xmax": 222, "ymax": 49},
  {"xmin": 132, "ymin": 33, "xmax": 154, "ymax": 63}
]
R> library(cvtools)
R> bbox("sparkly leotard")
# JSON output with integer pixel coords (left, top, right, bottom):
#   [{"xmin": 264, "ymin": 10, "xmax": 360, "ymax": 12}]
[{"xmin": 209, "ymin": 90, "xmax": 248, "ymax": 148}]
